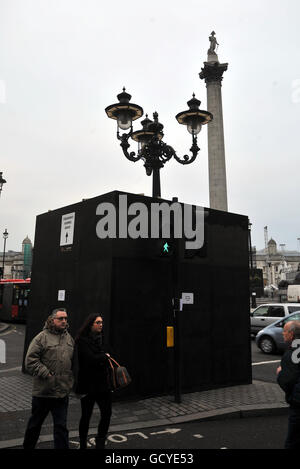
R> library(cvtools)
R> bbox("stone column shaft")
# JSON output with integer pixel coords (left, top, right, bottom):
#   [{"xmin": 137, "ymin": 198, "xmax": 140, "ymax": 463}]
[{"xmin": 200, "ymin": 60, "xmax": 228, "ymax": 212}]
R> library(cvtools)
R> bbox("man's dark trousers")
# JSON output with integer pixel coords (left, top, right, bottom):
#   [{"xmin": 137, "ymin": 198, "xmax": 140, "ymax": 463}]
[
  {"xmin": 23, "ymin": 396, "xmax": 69, "ymax": 449},
  {"xmin": 285, "ymin": 406, "xmax": 300, "ymax": 449}
]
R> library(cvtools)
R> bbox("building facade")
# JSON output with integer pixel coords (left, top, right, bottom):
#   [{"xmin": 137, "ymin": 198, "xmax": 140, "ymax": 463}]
[
  {"xmin": 0, "ymin": 236, "xmax": 33, "ymax": 279},
  {"xmin": 256, "ymin": 238, "xmax": 300, "ymax": 286}
]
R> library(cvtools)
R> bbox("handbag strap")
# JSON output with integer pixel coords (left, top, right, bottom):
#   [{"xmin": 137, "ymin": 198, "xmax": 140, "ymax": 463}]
[
  {"xmin": 108, "ymin": 358, "xmax": 114, "ymax": 371},
  {"xmin": 108, "ymin": 356, "xmax": 121, "ymax": 367}
]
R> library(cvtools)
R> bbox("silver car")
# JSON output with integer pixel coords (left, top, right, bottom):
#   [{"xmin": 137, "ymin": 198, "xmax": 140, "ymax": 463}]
[
  {"xmin": 255, "ymin": 310, "xmax": 300, "ymax": 354},
  {"xmin": 250, "ymin": 303, "xmax": 300, "ymax": 335}
]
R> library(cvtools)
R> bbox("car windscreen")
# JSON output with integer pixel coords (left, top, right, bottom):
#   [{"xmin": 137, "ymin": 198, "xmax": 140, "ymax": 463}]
[{"xmin": 284, "ymin": 312, "xmax": 300, "ymax": 324}]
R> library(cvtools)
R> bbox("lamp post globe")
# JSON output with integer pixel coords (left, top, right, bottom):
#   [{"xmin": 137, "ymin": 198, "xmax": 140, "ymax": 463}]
[
  {"xmin": 176, "ymin": 94, "xmax": 213, "ymax": 136},
  {"xmin": 105, "ymin": 88, "xmax": 143, "ymax": 132}
]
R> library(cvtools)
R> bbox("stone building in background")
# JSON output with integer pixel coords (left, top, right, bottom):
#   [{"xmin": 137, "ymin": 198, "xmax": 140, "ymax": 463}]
[
  {"xmin": 256, "ymin": 238, "xmax": 300, "ymax": 286},
  {"xmin": 0, "ymin": 236, "xmax": 33, "ymax": 279}
]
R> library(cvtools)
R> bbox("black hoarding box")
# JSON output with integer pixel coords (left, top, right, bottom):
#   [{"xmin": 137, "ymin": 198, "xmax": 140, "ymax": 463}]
[{"xmin": 24, "ymin": 191, "xmax": 251, "ymax": 398}]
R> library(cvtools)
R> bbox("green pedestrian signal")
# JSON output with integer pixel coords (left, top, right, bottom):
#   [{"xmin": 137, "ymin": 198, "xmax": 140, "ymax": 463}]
[
  {"xmin": 163, "ymin": 242, "xmax": 170, "ymax": 253},
  {"xmin": 156, "ymin": 239, "xmax": 175, "ymax": 257}
]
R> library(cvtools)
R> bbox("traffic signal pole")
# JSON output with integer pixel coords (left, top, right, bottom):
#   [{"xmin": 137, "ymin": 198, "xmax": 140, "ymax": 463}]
[
  {"xmin": 159, "ymin": 197, "xmax": 182, "ymax": 403},
  {"xmin": 173, "ymin": 299, "xmax": 182, "ymax": 404},
  {"xmin": 172, "ymin": 227, "xmax": 182, "ymax": 403}
]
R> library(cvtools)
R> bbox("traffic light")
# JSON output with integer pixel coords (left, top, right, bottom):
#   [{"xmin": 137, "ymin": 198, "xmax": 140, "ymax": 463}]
[
  {"xmin": 157, "ymin": 239, "xmax": 175, "ymax": 257},
  {"xmin": 153, "ymin": 213, "xmax": 177, "ymax": 257}
]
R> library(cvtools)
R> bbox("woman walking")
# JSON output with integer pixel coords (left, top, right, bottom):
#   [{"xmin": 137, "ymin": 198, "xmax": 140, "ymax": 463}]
[{"xmin": 74, "ymin": 314, "xmax": 112, "ymax": 449}]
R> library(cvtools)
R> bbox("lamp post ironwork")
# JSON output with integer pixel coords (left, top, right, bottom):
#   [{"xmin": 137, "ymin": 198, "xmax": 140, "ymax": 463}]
[
  {"xmin": 105, "ymin": 88, "xmax": 213, "ymax": 198},
  {"xmin": 0, "ymin": 172, "xmax": 6, "ymax": 198},
  {"xmin": 2, "ymin": 229, "xmax": 8, "ymax": 279}
]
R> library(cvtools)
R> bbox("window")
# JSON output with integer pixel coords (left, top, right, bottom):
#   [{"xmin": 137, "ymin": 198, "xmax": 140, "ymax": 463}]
[
  {"xmin": 13, "ymin": 286, "xmax": 20, "ymax": 304},
  {"xmin": 288, "ymin": 306, "xmax": 300, "ymax": 314},
  {"xmin": 268, "ymin": 306, "xmax": 285, "ymax": 318},
  {"xmin": 253, "ymin": 306, "xmax": 269, "ymax": 317}
]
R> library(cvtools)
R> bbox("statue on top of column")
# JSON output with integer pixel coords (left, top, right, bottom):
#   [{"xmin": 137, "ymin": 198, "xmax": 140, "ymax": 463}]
[{"xmin": 208, "ymin": 31, "xmax": 219, "ymax": 54}]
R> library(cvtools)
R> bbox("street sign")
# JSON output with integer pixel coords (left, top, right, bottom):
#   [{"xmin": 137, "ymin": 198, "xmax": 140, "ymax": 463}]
[
  {"xmin": 181, "ymin": 293, "xmax": 194, "ymax": 305},
  {"xmin": 58, "ymin": 290, "xmax": 65, "ymax": 301},
  {"xmin": 60, "ymin": 212, "xmax": 75, "ymax": 246}
]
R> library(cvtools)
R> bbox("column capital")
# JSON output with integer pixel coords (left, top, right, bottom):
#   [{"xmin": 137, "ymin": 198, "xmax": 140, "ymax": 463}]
[{"xmin": 199, "ymin": 61, "xmax": 228, "ymax": 84}]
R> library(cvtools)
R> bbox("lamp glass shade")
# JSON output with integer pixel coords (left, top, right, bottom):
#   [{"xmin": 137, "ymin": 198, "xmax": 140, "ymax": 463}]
[
  {"xmin": 117, "ymin": 111, "xmax": 132, "ymax": 130},
  {"xmin": 187, "ymin": 117, "xmax": 202, "ymax": 135},
  {"xmin": 138, "ymin": 139, "xmax": 148, "ymax": 153}
]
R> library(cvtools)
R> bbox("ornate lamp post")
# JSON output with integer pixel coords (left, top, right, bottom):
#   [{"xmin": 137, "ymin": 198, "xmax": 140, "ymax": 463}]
[
  {"xmin": 105, "ymin": 89, "xmax": 213, "ymax": 198},
  {"xmin": 2, "ymin": 229, "xmax": 8, "ymax": 279},
  {"xmin": 0, "ymin": 172, "xmax": 7, "ymax": 198}
]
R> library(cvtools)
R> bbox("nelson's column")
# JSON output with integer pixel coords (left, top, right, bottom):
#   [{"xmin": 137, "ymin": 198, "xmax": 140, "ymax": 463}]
[{"xmin": 200, "ymin": 32, "xmax": 228, "ymax": 212}]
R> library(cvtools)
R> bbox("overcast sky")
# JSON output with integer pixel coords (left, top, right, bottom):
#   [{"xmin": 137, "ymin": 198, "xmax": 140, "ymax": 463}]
[{"xmin": 0, "ymin": 0, "xmax": 300, "ymax": 253}]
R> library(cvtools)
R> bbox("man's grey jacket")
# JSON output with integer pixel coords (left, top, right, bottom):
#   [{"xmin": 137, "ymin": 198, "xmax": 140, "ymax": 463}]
[{"xmin": 25, "ymin": 320, "xmax": 74, "ymax": 398}]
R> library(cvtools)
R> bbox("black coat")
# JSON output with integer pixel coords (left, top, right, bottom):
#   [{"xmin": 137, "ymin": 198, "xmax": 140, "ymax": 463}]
[
  {"xmin": 277, "ymin": 347, "xmax": 300, "ymax": 407},
  {"xmin": 73, "ymin": 333, "xmax": 111, "ymax": 395}
]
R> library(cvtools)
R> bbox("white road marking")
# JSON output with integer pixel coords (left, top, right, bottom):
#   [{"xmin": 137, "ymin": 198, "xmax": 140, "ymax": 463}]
[
  {"xmin": 193, "ymin": 434, "xmax": 204, "ymax": 439},
  {"xmin": 252, "ymin": 360, "xmax": 281, "ymax": 366},
  {"xmin": 126, "ymin": 432, "xmax": 149, "ymax": 439},
  {"xmin": 150, "ymin": 428, "xmax": 181, "ymax": 436},
  {"xmin": 69, "ymin": 440, "xmax": 80, "ymax": 448},
  {"xmin": 0, "ymin": 366, "xmax": 22, "ymax": 374},
  {"xmin": 108, "ymin": 434, "xmax": 128, "ymax": 443},
  {"xmin": 0, "ymin": 328, "xmax": 15, "ymax": 337}
]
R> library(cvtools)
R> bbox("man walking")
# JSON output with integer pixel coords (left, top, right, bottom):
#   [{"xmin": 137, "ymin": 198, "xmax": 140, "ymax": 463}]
[
  {"xmin": 23, "ymin": 308, "xmax": 74, "ymax": 449},
  {"xmin": 277, "ymin": 320, "xmax": 300, "ymax": 449}
]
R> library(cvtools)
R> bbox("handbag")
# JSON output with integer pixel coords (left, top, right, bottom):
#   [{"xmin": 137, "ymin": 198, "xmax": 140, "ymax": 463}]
[{"xmin": 108, "ymin": 356, "xmax": 131, "ymax": 390}]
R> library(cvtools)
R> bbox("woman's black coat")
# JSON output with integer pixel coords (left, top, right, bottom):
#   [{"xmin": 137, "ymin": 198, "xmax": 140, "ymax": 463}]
[{"xmin": 73, "ymin": 334, "xmax": 111, "ymax": 394}]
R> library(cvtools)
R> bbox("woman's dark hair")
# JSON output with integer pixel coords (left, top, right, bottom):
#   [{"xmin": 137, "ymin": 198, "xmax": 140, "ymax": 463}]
[{"xmin": 75, "ymin": 313, "xmax": 103, "ymax": 341}]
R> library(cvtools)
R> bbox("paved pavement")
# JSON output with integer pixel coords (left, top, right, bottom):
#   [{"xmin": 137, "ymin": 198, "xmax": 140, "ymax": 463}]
[{"xmin": 0, "ymin": 321, "xmax": 289, "ymax": 449}]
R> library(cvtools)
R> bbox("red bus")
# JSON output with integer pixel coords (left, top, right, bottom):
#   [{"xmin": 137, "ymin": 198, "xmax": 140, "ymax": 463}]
[{"xmin": 0, "ymin": 279, "xmax": 31, "ymax": 322}]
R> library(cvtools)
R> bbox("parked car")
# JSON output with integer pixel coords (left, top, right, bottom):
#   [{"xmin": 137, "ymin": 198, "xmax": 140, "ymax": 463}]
[
  {"xmin": 250, "ymin": 303, "xmax": 300, "ymax": 335},
  {"xmin": 255, "ymin": 310, "xmax": 300, "ymax": 354}
]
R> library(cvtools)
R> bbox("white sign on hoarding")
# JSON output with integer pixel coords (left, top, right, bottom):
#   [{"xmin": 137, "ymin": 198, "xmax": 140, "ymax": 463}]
[
  {"xmin": 181, "ymin": 293, "xmax": 194, "ymax": 305},
  {"xmin": 58, "ymin": 290, "xmax": 65, "ymax": 302},
  {"xmin": 60, "ymin": 212, "xmax": 75, "ymax": 246}
]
